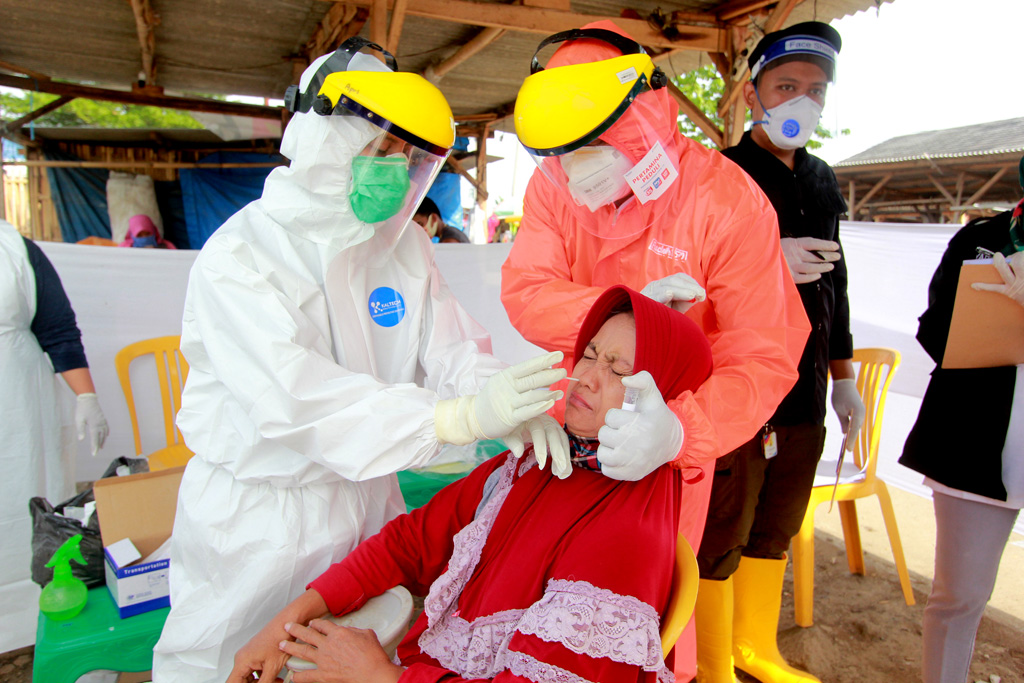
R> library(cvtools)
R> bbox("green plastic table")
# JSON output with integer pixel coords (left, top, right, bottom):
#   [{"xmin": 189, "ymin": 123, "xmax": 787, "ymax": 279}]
[
  {"xmin": 397, "ymin": 439, "xmax": 508, "ymax": 511},
  {"xmin": 33, "ymin": 586, "xmax": 169, "ymax": 683}
]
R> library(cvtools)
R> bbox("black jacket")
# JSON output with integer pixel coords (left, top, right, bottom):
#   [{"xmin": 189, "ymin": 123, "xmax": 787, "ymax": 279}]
[
  {"xmin": 899, "ymin": 213, "xmax": 1017, "ymax": 501},
  {"xmin": 722, "ymin": 132, "xmax": 853, "ymax": 425}
]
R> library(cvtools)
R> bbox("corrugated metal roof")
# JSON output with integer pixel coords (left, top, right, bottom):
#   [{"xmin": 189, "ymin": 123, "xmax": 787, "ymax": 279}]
[
  {"xmin": 836, "ymin": 117, "xmax": 1024, "ymax": 167},
  {"xmin": 0, "ymin": 0, "xmax": 886, "ymax": 119}
]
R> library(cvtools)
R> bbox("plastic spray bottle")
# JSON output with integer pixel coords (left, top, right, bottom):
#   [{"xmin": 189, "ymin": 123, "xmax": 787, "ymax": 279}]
[{"xmin": 39, "ymin": 534, "xmax": 88, "ymax": 621}]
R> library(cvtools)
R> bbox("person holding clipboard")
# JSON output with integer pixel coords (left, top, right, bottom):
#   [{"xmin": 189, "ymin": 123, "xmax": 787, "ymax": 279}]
[{"xmin": 899, "ymin": 155, "xmax": 1024, "ymax": 683}]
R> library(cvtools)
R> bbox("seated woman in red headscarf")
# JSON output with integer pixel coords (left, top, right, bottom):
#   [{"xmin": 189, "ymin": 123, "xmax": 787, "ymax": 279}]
[
  {"xmin": 117, "ymin": 214, "xmax": 177, "ymax": 249},
  {"xmin": 229, "ymin": 285, "xmax": 713, "ymax": 683}
]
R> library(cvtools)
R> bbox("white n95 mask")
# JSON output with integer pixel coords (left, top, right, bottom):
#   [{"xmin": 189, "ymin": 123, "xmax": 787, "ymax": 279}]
[
  {"xmin": 561, "ymin": 145, "xmax": 633, "ymax": 212},
  {"xmin": 756, "ymin": 95, "xmax": 823, "ymax": 150}
]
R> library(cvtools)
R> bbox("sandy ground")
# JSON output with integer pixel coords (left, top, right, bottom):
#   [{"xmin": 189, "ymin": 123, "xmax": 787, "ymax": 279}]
[
  {"xmin": 2, "ymin": 485, "xmax": 1021, "ymax": 683},
  {"xmin": 773, "ymin": 485, "xmax": 1024, "ymax": 683}
]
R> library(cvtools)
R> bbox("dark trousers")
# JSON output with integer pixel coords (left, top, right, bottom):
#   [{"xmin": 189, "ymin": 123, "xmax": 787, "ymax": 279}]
[{"xmin": 697, "ymin": 422, "xmax": 826, "ymax": 580}]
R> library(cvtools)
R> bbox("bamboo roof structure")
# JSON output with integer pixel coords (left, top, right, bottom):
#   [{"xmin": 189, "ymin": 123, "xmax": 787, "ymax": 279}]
[
  {"xmin": 1, "ymin": 0, "xmax": 889, "ymax": 145},
  {"xmin": 834, "ymin": 117, "xmax": 1024, "ymax": 223}
]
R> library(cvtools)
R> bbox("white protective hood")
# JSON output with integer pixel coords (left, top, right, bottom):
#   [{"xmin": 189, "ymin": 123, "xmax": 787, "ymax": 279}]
[
  {"xmin": 153, "ymin": 56, "xmax": 505, "ymax": 683},
  {"xmin": 0, "ymin": 221, "xmax": 74, "ymax": 593}
]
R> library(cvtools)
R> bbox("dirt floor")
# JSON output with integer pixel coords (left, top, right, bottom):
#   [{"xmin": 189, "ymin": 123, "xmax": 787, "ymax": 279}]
[{"xmin": 4, "ymin": 490, "xmax": 1022, "ymax": 683}]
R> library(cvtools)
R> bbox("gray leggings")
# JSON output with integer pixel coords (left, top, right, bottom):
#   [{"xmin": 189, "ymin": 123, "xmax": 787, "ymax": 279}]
[{"xmin": 923, "ymin": 491, "xmax": 1019, "ymax": 683}]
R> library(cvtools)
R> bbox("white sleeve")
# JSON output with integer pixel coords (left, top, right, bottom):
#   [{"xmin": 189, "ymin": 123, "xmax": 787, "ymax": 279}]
[{"xmin": 180, "ymin": 245, "xmax": 456, "ymax": 482}]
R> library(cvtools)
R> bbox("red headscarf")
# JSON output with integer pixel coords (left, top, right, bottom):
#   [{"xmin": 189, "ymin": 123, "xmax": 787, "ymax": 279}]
[
  {"xmin": 574, "ymin": 285, "xmax": 713, "ymax": 401},
  {"xmin": 118, "ymin": 214, "xmax": 177, "ymax": 249}
]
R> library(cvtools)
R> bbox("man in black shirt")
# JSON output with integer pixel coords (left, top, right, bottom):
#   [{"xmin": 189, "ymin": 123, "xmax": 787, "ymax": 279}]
[{"xmin": 694, "ymin": 22, "xmax": 864, "ymax": 683}]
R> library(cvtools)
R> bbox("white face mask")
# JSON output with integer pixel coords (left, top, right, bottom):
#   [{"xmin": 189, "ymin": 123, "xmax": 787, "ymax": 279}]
[
  {"xmin": 561, "ymin": 145, "xmax": 633, "ymax": 212},
  {"xmin": 756, "ymin": 94, "xmax": 823, "ymax": 150}
]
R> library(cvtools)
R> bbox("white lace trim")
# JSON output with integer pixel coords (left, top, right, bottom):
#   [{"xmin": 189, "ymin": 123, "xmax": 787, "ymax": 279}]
[{"xmin": 414, "ymin": 455, "xmax": 674, "ymax": 681}]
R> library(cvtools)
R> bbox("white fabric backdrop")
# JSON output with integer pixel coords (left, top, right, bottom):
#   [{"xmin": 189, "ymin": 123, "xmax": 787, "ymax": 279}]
[{"xmin": 4, "ymin": 221, "xmax": 1015, "ymax": 653}]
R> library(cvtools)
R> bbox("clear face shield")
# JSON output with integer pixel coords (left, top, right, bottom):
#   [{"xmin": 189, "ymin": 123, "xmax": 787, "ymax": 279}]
[
  {"xmin": 524, "ymin": 87, "xmax": 681, "ymax": 240},
  {"xmin": 515, "ymin": 28, "xmax": 679, "ymax": 240},
  {"xmin": 346, "ymin": 119, "xmax": 448, "ymax": 239},
  {"xmin": 285, "ymin": 37, "xmax": 454, "ymax": 240}
]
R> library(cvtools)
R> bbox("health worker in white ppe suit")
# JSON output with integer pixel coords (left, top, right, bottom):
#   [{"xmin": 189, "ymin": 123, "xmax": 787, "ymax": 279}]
[{"xmin": 152, "ymin": 38, "xmax": 569, "ymax": 683}]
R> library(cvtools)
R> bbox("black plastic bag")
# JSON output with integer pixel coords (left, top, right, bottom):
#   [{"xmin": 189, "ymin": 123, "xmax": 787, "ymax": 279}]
[{"xmin": 30, "ymin": 456, "xmax": 149, "ymax": 588}]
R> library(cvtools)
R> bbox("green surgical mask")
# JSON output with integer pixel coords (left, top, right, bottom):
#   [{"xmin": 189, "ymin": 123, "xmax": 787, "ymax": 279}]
[{"xmin": 349, "ymin": 154, "xmax": 411, "ymax": 223}]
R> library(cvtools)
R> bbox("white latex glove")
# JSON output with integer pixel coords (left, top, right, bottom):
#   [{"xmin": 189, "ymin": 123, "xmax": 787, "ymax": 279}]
[
  {"xmin": 434, "ymin": 351, "xmax": 566, "ymax": 446},
  {"xmin": 780, "ymin": 237, "xmax": 841, "ymax": 284},
  {"xmin": 596, "ymin": 371, "xmax": 683, "ymax": 481},
  {"xmin": 504, "ymin": 413, "xmax": 571, "ymax": 479},
  {"xmin": 75, "ymin": 393, "xmax": 109, "ymax": 455},
  {"xmin": 972, "ymin": 251, "xmax": 1024, "ymax": 308},
  {"xmin": 641, "ymin": 273, "xmax": 706, "ymax": 314},
  {"xmin": 831, "ymin": 378, "xmax": 865, "ymax": 449}
]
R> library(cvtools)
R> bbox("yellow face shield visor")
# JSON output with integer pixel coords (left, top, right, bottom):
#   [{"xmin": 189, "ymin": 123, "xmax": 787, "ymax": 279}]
[
  {"xmin": 318, "ymin": 70, "xmax": 455, "ymax": 157},
  {"xmin": 284, "ymin": 37, "xmax": 455, "ymax": 157},
  {"xmin": 513, "ymin": 28, "xmax": 667, "ymax": 157}
]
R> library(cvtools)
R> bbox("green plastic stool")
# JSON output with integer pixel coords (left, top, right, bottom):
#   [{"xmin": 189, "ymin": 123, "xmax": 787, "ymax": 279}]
[{"xmin": 33, "ymin": 586, "xmax": 169, "ymax": 683}]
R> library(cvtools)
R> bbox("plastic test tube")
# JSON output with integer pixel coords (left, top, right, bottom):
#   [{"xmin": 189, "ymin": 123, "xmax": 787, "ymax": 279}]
[{"xmin": 622, "ymin": 386, "xmax": 640, "ymax": 411}]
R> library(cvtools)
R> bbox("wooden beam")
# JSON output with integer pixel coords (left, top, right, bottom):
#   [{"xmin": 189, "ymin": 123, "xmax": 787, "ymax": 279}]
[
  {"xmin": 331, "ymin": 0, "xmax": 726, "ymax": 50},
  {"xmin": 0, "ymin": 73, "xmax": 282, "ymax": 120},
  {"xmin": 717, "ymin": 0, "xmax": 799, "ymax": 117},
  {"xmin": 127, "ymin": 0, "xmax": 160, "ymax": 86},
  {"xmin": 425, "ymin": 27, "xmax": 506, "ymax": 83},
  {"xmin": 667, "ymin": 81, "xmax": 723, "ymax": 148},
  {"xmin": 706, "ymin": 51, "xmax": 731, "ymax": 76},
  {"xmin": 0, "ymin": 59, "xmax": 50, "ymax": 82},
  {"xmin": 715, "ymin": 0, "xmax": 777, "ymax": 22},
  {"xmin": 446, "ymin": 153, "xmax": 488, "ymax": 200},
  {"xmin": 8, "ymin": 160, "xmax": 284, "ymax": 169},
  {"xmin": 307, "ymin": 4, "xmax": 366, "ymax": 60},
  {"xmin": 521, "ymin": 0, "xmax": 570, "ymax": 9},
  {"xmin": 848, "ymin": 180, "xmax": 855, "ymax": 218},
  {"xmin": 965, "ymin": 166, "xmax": 1009, "ymax": 206},
  {"xmin": 476, "ymin": 125, "xmax": 489, "ymax": 210},
  {"xmin": 386, "ymin": 0, "xmax": 409, "ymax": 53},
  {"xmin": 926, "ymin": 174, "xmax": 956, "ymax": 204},
  {"xmin": 853, "ymin": 173, "xmax": 892, "ymax": 214},
  {"xmin": 371, "ymin": 0, "xmax": 388, "ymax": 50},
  {"xmin": 2, "ymin": 96, "xmax": 74, "ymax": 135}
]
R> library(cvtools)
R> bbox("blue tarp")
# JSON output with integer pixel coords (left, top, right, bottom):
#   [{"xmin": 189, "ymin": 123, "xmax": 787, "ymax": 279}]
[
  {"xmin": 426, "ymin": 172, "xmax": 463, "ymax": 230},
  {"xmin": 44, "ymin": 150, "xmax": 112, "ymax": 243},
  {"xmin": 178, "ymin": 152, "xmax": 278, "ymax": 248}
]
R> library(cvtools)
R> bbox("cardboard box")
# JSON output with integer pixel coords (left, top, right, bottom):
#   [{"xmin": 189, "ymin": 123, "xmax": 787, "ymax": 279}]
[{"xmin": 93, "ymin": 466, "xmax": 185, "ymax": 618}]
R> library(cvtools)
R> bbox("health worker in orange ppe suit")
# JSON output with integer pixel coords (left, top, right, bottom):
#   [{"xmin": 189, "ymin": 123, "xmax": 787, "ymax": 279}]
[{"xmin": 501, "ymin": 24, "xmax": 810, "ymax": 679}]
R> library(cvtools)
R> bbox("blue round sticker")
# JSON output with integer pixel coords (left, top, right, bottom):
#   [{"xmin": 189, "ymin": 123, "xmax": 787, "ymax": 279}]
[
  {"xmin": 368, "ymin": 287, "xmax": 406, "ymax": 328},
  {"xmin": 781, "ymin": 118, "xmax": 801, "ymax": 138}
]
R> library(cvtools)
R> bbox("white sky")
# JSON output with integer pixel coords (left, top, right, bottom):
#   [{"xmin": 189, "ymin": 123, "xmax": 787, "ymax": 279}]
[
  {"xmin": 483, "ymin": 0, "xmax": 1024, "ymax": 213},
  {"xmin": 815, "ymin": 0, "xmax": 1024, "ymax": 165}
]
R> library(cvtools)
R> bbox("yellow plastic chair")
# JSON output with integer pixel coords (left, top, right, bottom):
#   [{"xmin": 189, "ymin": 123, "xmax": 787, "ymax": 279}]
[
  {"xmin": 114, "ymin": 335, "xmax": 193, "ymax": 470},
  {"xmin": 790, "ymin": 347, "xmax": 914, "ymax": 628},
  {"xmin": 662, "ymin": 533, "xmax": 700, "ymax": 658}
]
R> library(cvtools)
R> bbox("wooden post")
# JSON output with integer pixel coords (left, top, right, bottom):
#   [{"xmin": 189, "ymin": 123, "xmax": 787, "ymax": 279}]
[
  {"xmin": 847, "ymin": 180, "xmax": 855, "ymax": 220},
  {"xmin": 0, "ymin": 153, "xmax": 6, "ymax": 223},
  {"xmin": 476, "ymin": 125, "xmax": 489, "ymax": 240}
]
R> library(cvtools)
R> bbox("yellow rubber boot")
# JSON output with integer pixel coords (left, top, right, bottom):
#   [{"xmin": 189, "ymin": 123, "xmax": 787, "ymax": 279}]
[
  {"xmin": 694, "ymin": 577, "xmax": 738, "ymax": 683},
  {"xmin": 732, "ymin": 556, "xmax": 820, "ymax": 683}
]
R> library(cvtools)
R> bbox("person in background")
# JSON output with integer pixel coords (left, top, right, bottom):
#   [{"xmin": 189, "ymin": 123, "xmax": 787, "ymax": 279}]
[
  {"xmin": 0, "ymin": 218, "xmax": 108, "ymax": 600},
  {"xmin": 502, "ymin": 22, "xmax": 808, "ymax": 680},
  {"xmin": 694, "ymin": 22, "xmax": 862, "ymax": 683},
  {"xmin": 899, "ymin": 156, "xmax": 1024, "ymax": 683},
  {"xmin": 152, "ymin": 38, "xmax": 566, "ymax": 683},
  {"xmin": 118, "ymin": 214, "xmax": 177, "ymax": 249},
  {"xmin": 228, "ymin": 285, "xmax": 714, "ymax": 683},
  {"xmin": 413, "ymin": 197, "xmax": 470, "ymax": 244}
]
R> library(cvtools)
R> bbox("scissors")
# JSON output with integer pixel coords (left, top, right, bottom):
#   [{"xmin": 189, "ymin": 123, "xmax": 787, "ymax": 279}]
[{"xmin": 829, "ymin": 415, "xmax": 853, "ymax": 512}]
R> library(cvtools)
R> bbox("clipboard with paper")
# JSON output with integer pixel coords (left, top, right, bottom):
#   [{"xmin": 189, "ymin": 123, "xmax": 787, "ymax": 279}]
[{"xmin": 941, "ymin": 259, "xmax": 1024, "ymax": 369}]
